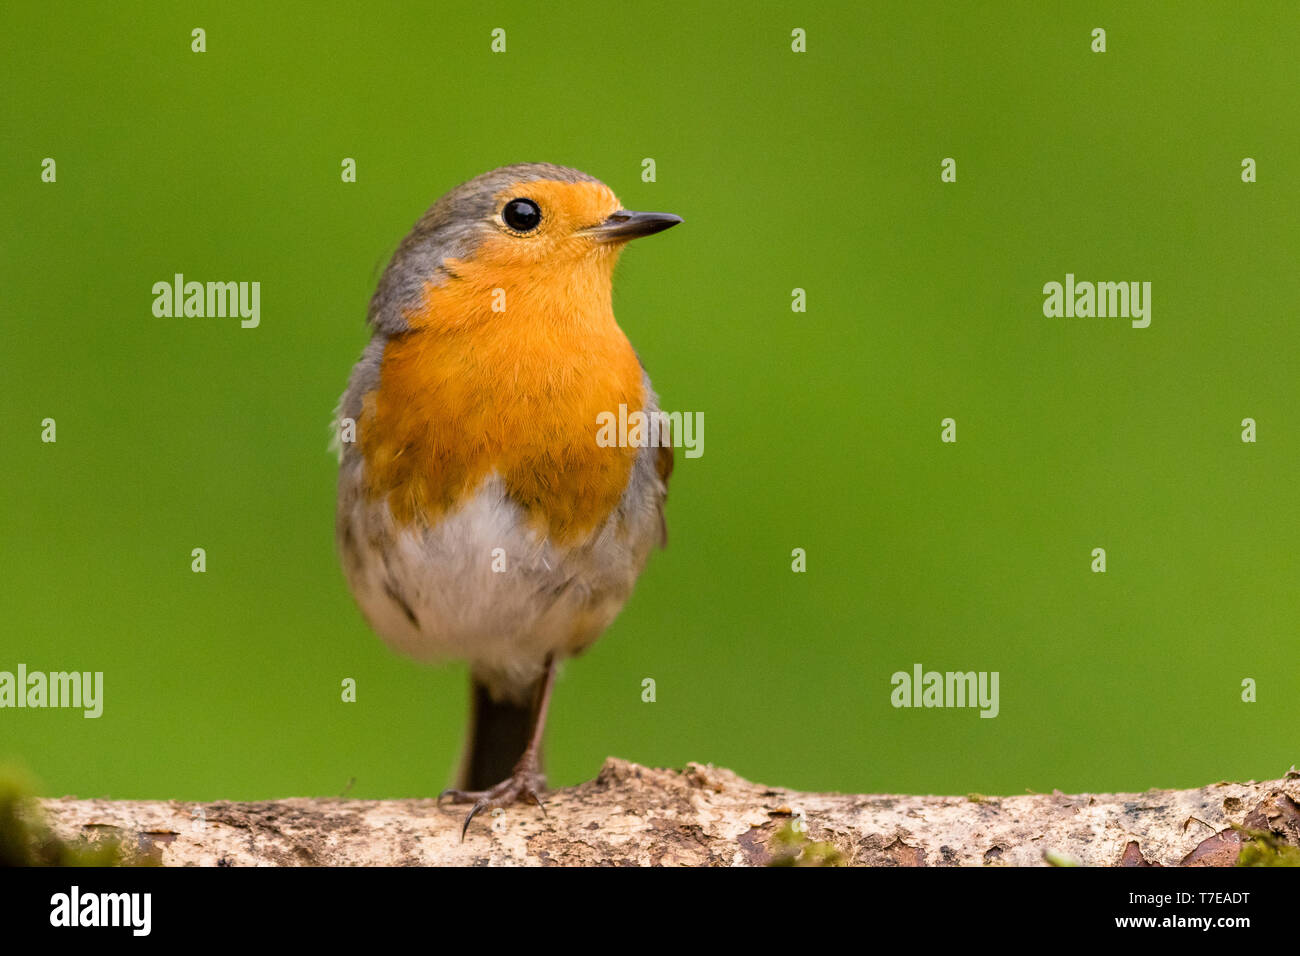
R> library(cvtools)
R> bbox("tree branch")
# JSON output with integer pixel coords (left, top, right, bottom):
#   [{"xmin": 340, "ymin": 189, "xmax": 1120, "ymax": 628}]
[{"xmin": 34, "ymin": 760, "xmax": 1300, "ymax": 866}]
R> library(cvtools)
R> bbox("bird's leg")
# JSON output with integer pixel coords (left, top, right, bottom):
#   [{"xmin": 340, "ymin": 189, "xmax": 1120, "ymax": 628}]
[{"xmin": 440, "ymin": 655, "xmax": 556, "ymax": 839}]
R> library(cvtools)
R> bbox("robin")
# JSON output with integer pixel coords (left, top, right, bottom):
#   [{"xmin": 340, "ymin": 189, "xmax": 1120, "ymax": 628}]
[{"xmin": 334, "ymin": 163, "xmax": 680, "ymax": 836}]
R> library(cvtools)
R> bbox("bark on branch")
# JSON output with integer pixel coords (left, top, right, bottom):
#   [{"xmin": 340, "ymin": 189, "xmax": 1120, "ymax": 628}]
[{"xmin": 35, "ymin": 760, "xmax": 1300, "ymax": 866}]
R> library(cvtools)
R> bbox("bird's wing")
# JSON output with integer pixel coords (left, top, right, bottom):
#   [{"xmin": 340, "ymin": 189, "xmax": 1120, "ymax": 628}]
[{"xmin": 655, "ymin": 431, "xmax": 673, "ymax": 548}]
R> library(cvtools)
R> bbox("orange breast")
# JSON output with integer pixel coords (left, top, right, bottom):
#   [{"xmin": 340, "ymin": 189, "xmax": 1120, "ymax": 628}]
[{"xmin": 358, "ymin": 246, "xmax": 645, "ymax": 545}]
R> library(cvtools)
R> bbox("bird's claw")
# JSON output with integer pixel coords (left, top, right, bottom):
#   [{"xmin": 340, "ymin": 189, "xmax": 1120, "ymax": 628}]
[{"xmin": 440, "ymin": 768, "xmax": 547, "ymax": 840}]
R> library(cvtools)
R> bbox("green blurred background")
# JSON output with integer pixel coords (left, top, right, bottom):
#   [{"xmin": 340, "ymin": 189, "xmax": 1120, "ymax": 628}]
[{"xmin": 2, "ymin": 1, "xmax": 1297, "ymax": 801}]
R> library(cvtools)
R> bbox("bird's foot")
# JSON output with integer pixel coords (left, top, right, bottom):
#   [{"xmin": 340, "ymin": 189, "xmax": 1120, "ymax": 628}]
[{"xmin": 439, "ymin": 764, "xmax": 547, "ymax": 840}]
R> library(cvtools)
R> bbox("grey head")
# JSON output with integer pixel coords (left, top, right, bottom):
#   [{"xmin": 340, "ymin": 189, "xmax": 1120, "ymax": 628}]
[{"xmin": 367, "ymin": 163, "xmax": 602, "ymax": 334}]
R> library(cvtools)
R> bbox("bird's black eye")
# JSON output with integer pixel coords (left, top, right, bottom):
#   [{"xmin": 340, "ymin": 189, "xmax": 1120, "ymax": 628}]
[{"xmin": 502, "ymin": 198, "xmax": 542, "ymax": 233}]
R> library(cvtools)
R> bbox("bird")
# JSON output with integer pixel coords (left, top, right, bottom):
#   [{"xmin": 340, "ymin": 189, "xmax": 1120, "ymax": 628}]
[{"xmin": 334, "ymin": 163, "xmax": 680, "ymax": 836}]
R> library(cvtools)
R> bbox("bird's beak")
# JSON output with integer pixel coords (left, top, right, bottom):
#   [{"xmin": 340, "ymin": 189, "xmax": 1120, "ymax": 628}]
[{"xmin": 584, "ymin": 210, "xmax": 683, "ymax": 243}]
